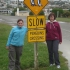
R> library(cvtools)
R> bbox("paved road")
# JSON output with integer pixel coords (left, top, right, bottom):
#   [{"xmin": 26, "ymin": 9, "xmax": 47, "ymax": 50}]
[
  {"xmin": 0, "ymin": 15, "xmax": 27, "ymax": 26},
  {"xmin": 0, "ymin": 15, "xmax": 70, "ymax": 69},
  {"xmin": 59, "ymin": 22, "xmax": 70, "ymax": 69}
]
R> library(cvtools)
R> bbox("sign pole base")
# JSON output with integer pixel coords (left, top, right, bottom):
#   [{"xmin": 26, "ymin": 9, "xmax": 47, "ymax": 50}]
[{"xmin": 34, "ymin": 42, "xmax": 38, "ymax": 70}]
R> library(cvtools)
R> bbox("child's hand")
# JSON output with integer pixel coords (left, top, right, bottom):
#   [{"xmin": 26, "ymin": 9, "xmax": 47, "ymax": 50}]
[{"xmin": 6, "ymin": 47, "xmax": 9, "ymax": 50}]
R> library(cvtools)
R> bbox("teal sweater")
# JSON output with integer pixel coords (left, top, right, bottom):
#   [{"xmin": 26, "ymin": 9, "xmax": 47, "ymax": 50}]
[{"xmin": 6, "ymin": 26, "xmax": 27, "ymax": 47}]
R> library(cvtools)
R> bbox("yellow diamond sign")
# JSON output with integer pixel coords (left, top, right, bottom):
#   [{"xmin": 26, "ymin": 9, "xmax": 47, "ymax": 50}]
[{"xmin": 24, "ymin": 0, "xmax": 48, "ymax": 15}]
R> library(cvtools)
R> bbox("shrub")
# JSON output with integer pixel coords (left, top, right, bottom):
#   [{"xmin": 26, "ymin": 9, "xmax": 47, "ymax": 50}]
[
  {"xmin": 29, "ymin": 10, "xmax": 45, "ymax": 15},
  {"xmin": 62, "ymin": 11, "xmax": 70, "ymax": 17},
  {"xmin": 52, "ymin": 8, "xmax": 63, "ymax": 17}
]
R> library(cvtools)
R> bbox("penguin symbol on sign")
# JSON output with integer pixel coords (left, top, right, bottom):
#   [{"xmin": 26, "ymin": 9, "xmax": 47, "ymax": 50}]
[
  {"xmin": 38, "ymin": 0, "xmax": 42, "ymax": 6},
  {"xmin": 30, "ymin": 0, "xmax": 42, "ymax": 6},
  {"xmin": 30, "ymin": 0, "xmax": 36, "ymax": 6}
]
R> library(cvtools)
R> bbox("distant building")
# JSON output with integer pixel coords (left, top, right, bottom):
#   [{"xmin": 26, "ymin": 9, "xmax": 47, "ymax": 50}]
[
  {"xmin": 9, "ymin": 0, "xmax": 23, "ymax": 8},
  {"xmin": 0, "ymin": 9, "xmax": 12, "ymax": 14},
  {"xmin": 15, "ymin": 11, "xmax": 29, "ymax": 16},
  {"xmin": 0, "ymin": 0, "xmax": 4, "ymax": 2}
]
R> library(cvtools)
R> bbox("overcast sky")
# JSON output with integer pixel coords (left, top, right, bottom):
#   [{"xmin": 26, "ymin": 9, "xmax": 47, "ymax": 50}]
[
  {"xmin": 19, "ymin": 0, "xmax": 70, "ymax": 1},
  {"xmin": 21, "ymin": 0, "xmax": 70, "ymax": 1},
  {"xmin": 12, "ymin": 0, "xmax": 70, "ymax": 1}
]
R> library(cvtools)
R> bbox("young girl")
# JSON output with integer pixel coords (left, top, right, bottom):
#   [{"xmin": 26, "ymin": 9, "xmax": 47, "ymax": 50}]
[
  {"xmin": 46, "ymin": 13, "xmax": 62, "ymax": 68},
  {"xmin": 6, "ymin": 19, "xmax": 28, "ymax": 70}
]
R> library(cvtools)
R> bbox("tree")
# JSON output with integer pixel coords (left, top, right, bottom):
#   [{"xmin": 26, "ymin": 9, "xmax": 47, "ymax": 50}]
[
  {"xmin": 24, "ymin": 4, "xmax": 27, "ymax": 8},
  {"xmin": 11, "ymin": 7, "xmax": 27, "ymax": 16},
  {"xmin": 52, "ymin": 8, "xmax": 63, "ymax": 17}
]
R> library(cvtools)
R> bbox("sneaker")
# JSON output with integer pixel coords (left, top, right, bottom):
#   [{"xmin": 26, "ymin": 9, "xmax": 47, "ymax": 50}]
[
  {"xmin": 50, "ymin": 64, "xmax": 53, "ymax": 66},
  {"xmin": 57, "ymin": 65, "xmax": 61, "ymax": 68},
  {"xmin": 50, "ymin": 63, "xmax": 55, "ymax": 66}
]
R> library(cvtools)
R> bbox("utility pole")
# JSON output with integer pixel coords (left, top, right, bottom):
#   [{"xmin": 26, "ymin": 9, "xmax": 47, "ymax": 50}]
[
  {"xmin": 57, "ymin": 11, "xmax": 59, "ymax": 18},
  {"xmin": 17, "ymin": 0, "xmax": 19, "ymax": 16},
  {"xmin": 7, "ymin": 0, "xmax": 8, "ymax": 14}
]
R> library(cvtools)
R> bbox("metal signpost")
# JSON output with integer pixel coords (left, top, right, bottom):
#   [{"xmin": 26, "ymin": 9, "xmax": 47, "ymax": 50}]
[{"xmin": 24, "ymin": 0, "xmax": 48, "ymax": 70}]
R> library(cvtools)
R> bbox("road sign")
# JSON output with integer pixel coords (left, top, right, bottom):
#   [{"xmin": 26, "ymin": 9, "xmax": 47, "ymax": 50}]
[
  {"xmin": 24, "ymin": 0, "xmax": 48, "ymax": 15},
  {"xmin": 27, "ymin": 16, "xmax": 46, "ymax": 29},
  {"xmin": 28, "ymin": 29, "xmax": 46, "ymax": 42}
]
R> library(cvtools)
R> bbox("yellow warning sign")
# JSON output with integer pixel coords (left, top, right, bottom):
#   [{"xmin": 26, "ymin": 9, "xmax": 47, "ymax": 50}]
[
  {"xmin": 28, "ymin": 29, "xmax": 46, "ymax": 42},
  {"xmin": 27, "ymin": 16, "xmax": 46, "ymax": 29},
  {"xmin": 24, "ymin": 0, "xmax": 48, "ymax": 15}
]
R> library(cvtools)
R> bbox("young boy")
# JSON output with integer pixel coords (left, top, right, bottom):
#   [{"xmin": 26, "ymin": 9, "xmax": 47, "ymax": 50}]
[{"xmin": 6, "ymin": 19, "xmax": 27, "ymax": 70}]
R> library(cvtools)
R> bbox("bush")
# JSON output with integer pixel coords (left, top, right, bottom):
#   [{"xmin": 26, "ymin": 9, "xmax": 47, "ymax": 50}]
[
  {"xmin": 52, "ymin": 8, "xmax": 63, "ymax": 17},
  {"xmin": 29, "ymin": 10, "xmax": 45, "ymax": 15},
  {"xmin": 11, "ymin": 12, "xmax": 15, "ymax": 16},
  {"xmin": 11, "ymin": 7, "xmax": 27, "ymax": 16},
  {"xmin": 29, "ymin": 11, "xmax": 34, "ymax": 15},
  {"xmin": 62, "ymin": 11, "xmax": 70, "ymax": 17}
]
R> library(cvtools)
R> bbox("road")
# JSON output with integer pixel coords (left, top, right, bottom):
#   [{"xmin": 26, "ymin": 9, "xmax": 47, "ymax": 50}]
[
  {"xmin": 59, "ymin": 21, "xmax": 70, "ymax": 69},
  {"xmin": 0, "ymin": 15, "xmax": 27, "ymax": 26},
  {"xmin": 0, "ymin": 15, "xmax": 70, "ymax": 69}
]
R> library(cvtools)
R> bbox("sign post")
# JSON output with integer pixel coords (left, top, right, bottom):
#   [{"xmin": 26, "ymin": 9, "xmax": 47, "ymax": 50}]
[
  {"xmin": 24, "ymin": 0, "xmax": 48, "ymax": 69},
  {"xmin": 34, "ymin": 42, "xmax": 38, "ymax": 70}
]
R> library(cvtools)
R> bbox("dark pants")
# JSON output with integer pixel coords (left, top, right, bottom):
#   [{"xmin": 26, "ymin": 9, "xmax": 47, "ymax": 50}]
[
  {"xmin": 8, "ymin": 45, "xmax": 23, "ymax": 70},
  {"xmin": 46, "ymin": 40, "xmax": 60, "ymax": 65}
]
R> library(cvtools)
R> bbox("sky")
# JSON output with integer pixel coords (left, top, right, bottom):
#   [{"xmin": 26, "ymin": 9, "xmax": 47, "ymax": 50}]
[
  {"xmin": 11, "ymin": 0, "xmax": 70, "ymax": 1},
  {"xmin": 18, "ymin": 0, "xmax": 70, "ymax": 1}
]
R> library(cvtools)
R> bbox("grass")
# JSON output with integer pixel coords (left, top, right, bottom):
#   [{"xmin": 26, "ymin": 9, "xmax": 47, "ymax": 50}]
[
  {"xmin": 56, "ymin": 18, "xmax": 70, "ymax": 22},
  {"xmin": 0, "ymin": 23, "xmax": 69, "ymax": 70}
]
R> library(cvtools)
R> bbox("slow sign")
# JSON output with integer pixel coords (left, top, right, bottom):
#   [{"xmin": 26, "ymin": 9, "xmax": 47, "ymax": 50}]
[{"xmin": 27, "ymin": 16, "xmax": 46, "ymax": 28}]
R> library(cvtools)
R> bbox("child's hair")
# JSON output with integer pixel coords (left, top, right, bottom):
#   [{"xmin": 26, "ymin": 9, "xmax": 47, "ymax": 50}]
[
  {"xmin": 48, "ymin": 13, "xmax": 56, "ymax": 20},
  {"xmin": 17, "ymin": 19, "xmax": 23, "ymax": 23}
]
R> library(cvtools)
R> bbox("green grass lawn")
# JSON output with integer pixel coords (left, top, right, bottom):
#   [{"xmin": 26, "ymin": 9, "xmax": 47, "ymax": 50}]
[
  {"xmin": 0, "ymin": 23, "xmax": 69, "ymax": 70},
  {"xmin": 56, "ymin": 18, "xmax": 70, "ymax": 22}
]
